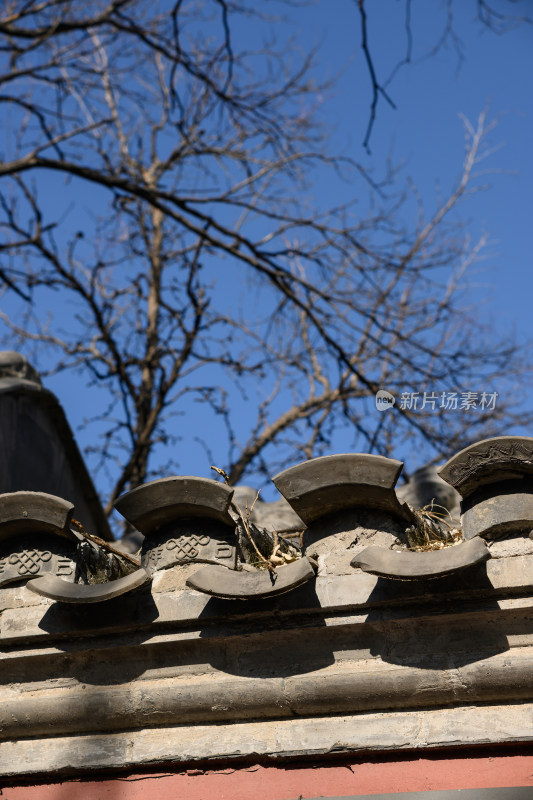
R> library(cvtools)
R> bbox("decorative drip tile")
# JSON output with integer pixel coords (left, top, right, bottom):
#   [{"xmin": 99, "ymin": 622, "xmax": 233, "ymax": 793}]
[
  {"xmin": 0, "ymin": 533, "xmax": 76, "ymax": 588},
  {"xmin": 0, "ymin": 491, "xmax": 145, "ymax": 603},
  {"xmin": 141, "ymin": 520, "xmax": 236, "ymax": 573},
  {"xmin": 0, "ymin": 492, "xmax": 78, "ymax": 588},
  {"xmin": 439, "ymin": 437, "xmax": 533, "ymax": 539},
  {"xmin": 115, "ymin": 477, "xmax": 238, "ymax": 579}
]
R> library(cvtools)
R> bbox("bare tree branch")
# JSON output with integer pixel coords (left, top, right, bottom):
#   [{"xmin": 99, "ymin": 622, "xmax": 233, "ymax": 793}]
[{"xmin": 0, "ymin": 0, "xmax": 530, "ymax": 530}]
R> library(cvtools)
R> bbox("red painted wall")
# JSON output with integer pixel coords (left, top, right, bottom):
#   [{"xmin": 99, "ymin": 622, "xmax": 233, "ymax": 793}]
[{"xmin": 2, "ymin": 750, "xmax": 533, "ymax": 800}]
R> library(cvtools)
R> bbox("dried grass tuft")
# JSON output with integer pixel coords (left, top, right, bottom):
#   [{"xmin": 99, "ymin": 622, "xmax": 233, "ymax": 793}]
[{"xmin": 404, "ymin": 501, "xmax": 462, "ymax": 551}]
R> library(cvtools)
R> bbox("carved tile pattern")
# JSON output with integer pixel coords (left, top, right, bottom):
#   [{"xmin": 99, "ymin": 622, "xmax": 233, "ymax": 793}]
[
  {"xmin": 8, "ymin": 548, "xmax": 52, "ymax": 574},
  {"xmin": 167, "ymin": 533, "xmax": 210, "ymax": 559},
  {"xmin": 446, "ymin": 440, "xmax": 533, "ymax": 489},
  {"xmin": 0, "ymin": 536, "xmax": 76, "ymax": 588},
  {"xmin": 142, "ymin": 522, "xmax": 235, "ymax": 572}
]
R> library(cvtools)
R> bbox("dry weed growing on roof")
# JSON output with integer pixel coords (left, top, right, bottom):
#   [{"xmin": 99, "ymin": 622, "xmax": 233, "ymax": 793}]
[{"xmin": 404, "ymin": 501, "xmax": 462, "ymax": 552}]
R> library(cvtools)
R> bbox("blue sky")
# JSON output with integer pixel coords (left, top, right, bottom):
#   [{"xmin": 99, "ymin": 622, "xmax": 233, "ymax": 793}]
[
  {"xmin": 296, "ymin": 0, "xmax": 533, "ymax": 339},
  {"xmin": 4, "ymin": 0, "xmax": 532, "ymax": 505}
]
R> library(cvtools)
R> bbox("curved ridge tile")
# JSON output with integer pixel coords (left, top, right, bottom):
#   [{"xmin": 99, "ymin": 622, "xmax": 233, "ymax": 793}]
[
  {"xmin": 462, "ymin": 486, "xmax": 533, "ymax": 540},
  {"xmin": 438, "ymin": 436, "xmax": 533, "ymax": 497},
  {"xmin": 186, "ymin": 558, "xmax": 316, "ymax": 599},
  {"xmin": 350, "ymin": 538, "xmax": 490, "ymax": 580},
  {"xmin": 438, "ymin": 437, "xmax": 533, "ymax": 540},
  {"xmin": 26, "ymin": 568, "xmax": 151, "ymax": 603},
  {"xmin": 0, "ymin": 493, "xmax": 80, "ymax": 587},
  {"xmin": 115, "ymin": 476, "xmax": 234, "ymax": 535},
  {"xmin": 272, "ymin": 454, "xmax": 408, "ymax": 524},
  {"xmin": 0, "ymin": 492, "xmax": 75, "ymax": 541}
]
